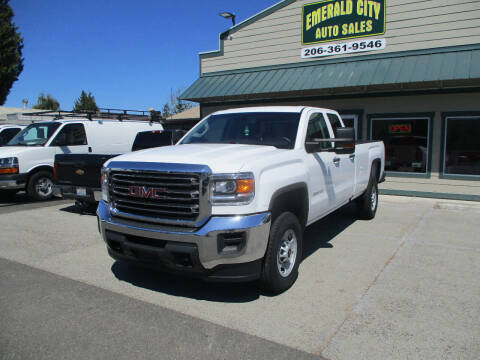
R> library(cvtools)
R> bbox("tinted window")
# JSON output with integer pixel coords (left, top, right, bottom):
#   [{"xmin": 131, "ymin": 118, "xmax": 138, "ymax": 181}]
[
  {"xmin": 8, "ymin": 122, "xmax": 61, "ymax": 146},
  {"xmin": 0, "ymin": 128, "xmax": 22, "ymax": 145},
  {"xmin": 327, "ymin": 113, "xmax": 343, "ymax": 130},
  {"xmin": 132, "ymin": 131, "xmax": 173, "ymax": 151},
  {"xmin": 306, "ymin": 113, "xmax": 332, "ymax": 150},
  {"xmin": 52, "ymin": 124, "xmax": 87, "ymax": 146},
  {"xmin": 371, "ymin": 117, "xmax": 429, "ymax": 173},
  {"xmin": 444, "ymin": 116, "xmax": 480, "ymax": 176},
  {"xmin": 181, "ymin": 112, "xmax": 301, "ymax": 150}
]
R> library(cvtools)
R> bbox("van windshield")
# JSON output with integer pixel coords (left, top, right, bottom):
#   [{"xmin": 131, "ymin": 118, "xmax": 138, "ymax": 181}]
[
  {"xmin": 180, "ymin": 112, "xmax": 301, "ymax": 149},
  {"xmin": 7, "ymin": 122, "xmax": 61, "ymax": 146}
]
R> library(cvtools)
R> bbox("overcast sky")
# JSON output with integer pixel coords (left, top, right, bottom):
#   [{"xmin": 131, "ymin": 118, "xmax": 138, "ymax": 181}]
[{"xmin": 5, "ymin": 0, "xmax": 279, "ymax": 111}]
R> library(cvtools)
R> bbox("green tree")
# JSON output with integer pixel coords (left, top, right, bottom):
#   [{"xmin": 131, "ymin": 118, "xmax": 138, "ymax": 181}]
[
  {"xmin": 161, "ymin": 103, "xmax": 172, "ymax": 118},
  {"xmin": 73, "ymin": 90, "xmax": 99, "ymax": 112},
  {"xmin": 0, "ymin": 0, "xmax": 24, "ymax": 105},
  {"xmin": 33, "ymin": 93, "xmax": 60, "ymax": 110},
  {"xmin": 161, "ymin": 88, "xmax": 193, "ymax": 118}
]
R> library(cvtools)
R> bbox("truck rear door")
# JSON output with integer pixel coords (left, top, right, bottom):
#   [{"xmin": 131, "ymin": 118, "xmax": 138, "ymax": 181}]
[
  {"xmin": 326, "ymin": 113, "xmax": 356, "ymax": 202},
  {"xmin": 304, "ymin": 111, "xmax": 355, "ymax": 220}
]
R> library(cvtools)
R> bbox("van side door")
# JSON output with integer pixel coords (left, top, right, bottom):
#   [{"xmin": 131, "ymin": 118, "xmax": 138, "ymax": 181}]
[{"xmin": 50, "ymin": 123, "xmax": 89, "ymax": 154}]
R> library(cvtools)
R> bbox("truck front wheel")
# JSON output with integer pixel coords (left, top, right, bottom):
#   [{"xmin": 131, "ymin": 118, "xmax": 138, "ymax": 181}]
[
  {"xmin": 27, "ymin": 171, "xmax": 54, "ymax": 201},
  {"xmin": 259, "ymin": 212, "xmax": 303, "ymax": 294}
]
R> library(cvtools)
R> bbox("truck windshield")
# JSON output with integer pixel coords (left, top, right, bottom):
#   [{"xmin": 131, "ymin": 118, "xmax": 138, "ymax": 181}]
[
  {"xmin": 7, "ymin": 122, "xmax": 61, "ymax": 146},
  {"xmin": 180, "ymin": 112, "xmax": 301, "ymax": 149}
]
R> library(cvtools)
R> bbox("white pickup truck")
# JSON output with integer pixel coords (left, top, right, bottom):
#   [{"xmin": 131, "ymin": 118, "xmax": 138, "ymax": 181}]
[{"xmin": 97, "ymin": 106, "xmax": 385, "ymax": 293}]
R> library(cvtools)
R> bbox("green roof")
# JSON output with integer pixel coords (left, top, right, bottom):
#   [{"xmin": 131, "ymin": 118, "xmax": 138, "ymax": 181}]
[{"xmin": 181, "ymin": 46, "xmax": 480, "ymax": 102}]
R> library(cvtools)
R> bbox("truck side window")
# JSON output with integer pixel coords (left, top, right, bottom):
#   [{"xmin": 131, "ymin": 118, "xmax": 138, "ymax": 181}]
[
  {"xmin": 52, "ymin": 124, "xmax": 87, "ymax": 146},
  {"xmin": 327, "ymin": 113, "xmax": 343, "ymax": 130},
  {"xmin": 306, "ymin": 113, "xmax": 332, "ymax": 149}
]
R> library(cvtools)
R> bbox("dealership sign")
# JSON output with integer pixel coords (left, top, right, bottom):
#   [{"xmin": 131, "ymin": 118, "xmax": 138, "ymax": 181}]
[{"xmin": 302, "ymin": 0, "xmax": 386, "ymax": 45}]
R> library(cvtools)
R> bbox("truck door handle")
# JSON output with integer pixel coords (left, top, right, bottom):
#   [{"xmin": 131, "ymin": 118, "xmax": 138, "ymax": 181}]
[
  {"xmin": 349, "ymin": 154, "xmax": 355, "ymax": 160},
  {"xmin": 88, "ymin": 147, "xmax": 92, "ymax": 153},
  {"xmin": 333, "ymin": 157, "xmax": 340, "ymax": 165}
]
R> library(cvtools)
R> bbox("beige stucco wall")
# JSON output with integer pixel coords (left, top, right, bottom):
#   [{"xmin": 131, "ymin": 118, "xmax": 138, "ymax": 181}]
[
  {"xmin": 201, "ymin": 0, "xmax": 480, "ymax": 74},
  {"xmin": 200, "ymin": 91, "xmax": 480, "ymax": 200}
]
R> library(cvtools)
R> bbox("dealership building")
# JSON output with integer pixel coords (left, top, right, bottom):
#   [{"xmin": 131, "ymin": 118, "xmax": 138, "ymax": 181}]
[{"xmin": 181, "ymin": 0, "xmax": 480, "ymax": 201}]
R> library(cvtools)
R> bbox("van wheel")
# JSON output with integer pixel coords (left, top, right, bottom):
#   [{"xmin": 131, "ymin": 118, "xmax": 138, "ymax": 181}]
[
  {"xmin": 27, "ymin": 171, "xmax": 54, "ymax": 201},
  {"xmin": 356, "ymin": 169, "xmax": 378, "ymax": 220},
  {"xmin": 259, "ymin": 212, "xmax": 303, "ymax": 294}
]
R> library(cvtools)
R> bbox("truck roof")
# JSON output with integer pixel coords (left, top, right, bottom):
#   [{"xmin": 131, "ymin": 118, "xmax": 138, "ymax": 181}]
[{"xmin": 213, "ymin": 106, "xmax": 335, "ymax": 114}]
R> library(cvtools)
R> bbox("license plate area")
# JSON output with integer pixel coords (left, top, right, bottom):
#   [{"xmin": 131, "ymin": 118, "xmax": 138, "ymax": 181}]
[{"xmin": 76, "ymin": 187, "xmax": 87, "ymax": 196}]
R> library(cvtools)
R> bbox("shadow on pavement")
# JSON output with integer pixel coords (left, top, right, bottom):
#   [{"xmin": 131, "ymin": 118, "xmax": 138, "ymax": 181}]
[
  {"xmin": 59, "ymin": 203, "xmax": 98, "ymax": 215},
  {"xmin": 111, "ymin": 261, "xmax": 261, "ymax": 303},
  {"xmin": 302, "ymin": 202, "xmax": 358, "ymax": 260},
  {"xmin": 109, "ymin": 204, "xmax": 358, "ymax": 302},
  {"xmin": 0, "ymin": 192, "xmax": 70, "ymax": 211},
  {"xmin": 0, "ymin": 191, "xmax": 35, "ymax": 206}
]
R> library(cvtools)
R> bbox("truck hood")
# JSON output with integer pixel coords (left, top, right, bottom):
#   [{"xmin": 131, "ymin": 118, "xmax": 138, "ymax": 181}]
[
  {"xmin": 106, "ymin": 143, "xmax": 286, "ymax": 173},
  {"xmin": 0, "ymin": 146, "xmax": 43, "ymax": 158}
]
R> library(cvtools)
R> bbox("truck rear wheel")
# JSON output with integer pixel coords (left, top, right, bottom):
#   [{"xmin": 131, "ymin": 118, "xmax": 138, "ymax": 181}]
[
  {"xmin": 356, "ymin": 169, "xmax": 378, "ymax": 220},
  {"xmin": 259, "ymin": 212, "xmax": 303, "ymax": 294},
  {"xmin": 27, "ymin": 171, "xmax": 54, "ymax": 201}
]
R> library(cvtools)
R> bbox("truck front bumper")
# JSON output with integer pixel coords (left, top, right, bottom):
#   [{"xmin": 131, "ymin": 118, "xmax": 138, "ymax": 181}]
[
  {"xmin": 97, "ymin": 201, "xmax": 271, "ymax": 281},
  {"xmin": 0, "ymin": 174, "xmax": 27, "ymax": 190},
  {"xmin": 53, "ymin": 184, "xmax": 102, "ymax": 203}
]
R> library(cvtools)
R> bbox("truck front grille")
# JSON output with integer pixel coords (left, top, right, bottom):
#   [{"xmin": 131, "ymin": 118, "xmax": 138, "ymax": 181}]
[{"xmin": 108, "ymin": 165, "xmax": 211, "ymax": 227}]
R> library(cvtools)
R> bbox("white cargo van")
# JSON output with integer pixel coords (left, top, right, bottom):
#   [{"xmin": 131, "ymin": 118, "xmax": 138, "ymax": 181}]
[
  {"xmin": 0, "ymin": 124, "xmax": 25, "ymax": 146},
  {"xmin": 0, "ymin": 118, "xmax": 163, "ymax": 200}
]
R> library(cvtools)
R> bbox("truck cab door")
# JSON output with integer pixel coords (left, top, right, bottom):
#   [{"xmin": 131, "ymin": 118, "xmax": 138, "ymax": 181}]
[
  {"xmin": 50, "ymin": 123, "xmax": 89, "ymax": 155},
  {"xmin": 304, "ymin": 112, "xmax": 337, "ymax": 220}
]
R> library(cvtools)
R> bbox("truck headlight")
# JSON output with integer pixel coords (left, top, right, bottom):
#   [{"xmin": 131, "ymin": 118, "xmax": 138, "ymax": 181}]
[
  {"xmin": 101, "ymin": 167, "xmax": 110, "ymax": 202},
  {"xmin": 211, "ymin": 172, "xmax": 255, "ymax": 205},
  {"xmin": 0, "ymin": 157, "xmax": 19, "ymax": 174}
]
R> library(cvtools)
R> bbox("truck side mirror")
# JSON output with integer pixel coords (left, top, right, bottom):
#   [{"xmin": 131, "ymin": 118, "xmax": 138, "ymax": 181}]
[
  {"xmin": 334, "ymin": 127, "xmax": 355, "ymax": 154},
  {"xmin": 305, "ymin": 141, "xmax": 321, "ymax": 153}
]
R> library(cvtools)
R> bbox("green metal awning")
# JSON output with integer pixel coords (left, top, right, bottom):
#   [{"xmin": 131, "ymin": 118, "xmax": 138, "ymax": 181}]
[{"xmin": 181, "ymin": 47, "xmax": 480, "ymax": 102}]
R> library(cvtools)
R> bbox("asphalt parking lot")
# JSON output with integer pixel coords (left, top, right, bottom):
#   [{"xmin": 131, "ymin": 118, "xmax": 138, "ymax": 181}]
[{"xmin": 1, "ymin": 195, "xmax": 479, "ymax": 359}]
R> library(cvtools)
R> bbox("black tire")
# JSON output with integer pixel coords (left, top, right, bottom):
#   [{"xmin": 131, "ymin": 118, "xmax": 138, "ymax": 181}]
[
  {"xmin": 259, "ymin": 212, "xmax": 303, "ymax": 294},
  {"xmin": 27, "ymin": 171, "xmax": 54, "ymax": 201},
  {"xmin": 356, "ymin": 168, "xmax": 379, "ymax": 220}
]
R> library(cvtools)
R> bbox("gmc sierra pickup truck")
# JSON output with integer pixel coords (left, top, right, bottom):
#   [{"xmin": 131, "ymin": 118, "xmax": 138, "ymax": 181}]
[{"xmin": 97, "ymin": 106, "xmax": 385, "ymax": 293}]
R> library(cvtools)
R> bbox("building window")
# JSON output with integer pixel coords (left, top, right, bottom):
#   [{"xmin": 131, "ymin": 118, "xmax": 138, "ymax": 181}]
[
  {"xmin": 443, "ymin": 115, "xmax": 480, "ymax": 177},
  {"xmin": 340, "ymin": 114, "xmax": 359, "ymax": 140},
  {"xmin": 370, "ymin": 115, "xmax": 431, "ymax": 174}
]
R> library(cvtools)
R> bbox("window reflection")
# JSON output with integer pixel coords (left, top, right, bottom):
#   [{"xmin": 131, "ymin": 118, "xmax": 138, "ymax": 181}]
[
  {"xmin": 444, "ymin": 117, "xmax": 480, "ymax": 176},
  {"xmin": 371, "ymin": 117, "xmax": 429, "ymax": 173}
]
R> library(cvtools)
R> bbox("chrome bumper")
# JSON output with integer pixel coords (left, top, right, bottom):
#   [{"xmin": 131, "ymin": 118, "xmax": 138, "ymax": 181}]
[
  {"xmin": 53, "ymin": 184, "xmax": 102, "ymax": 202},
  {"xmin": 97, "ymin": 200, "xmax": 271, "ymax": 269}
]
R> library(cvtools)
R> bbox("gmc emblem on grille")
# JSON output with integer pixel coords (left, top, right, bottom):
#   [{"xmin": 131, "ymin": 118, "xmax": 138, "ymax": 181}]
[{"xmin": 129, "ymin": 186, "xmax": 167, "ymax": 200}]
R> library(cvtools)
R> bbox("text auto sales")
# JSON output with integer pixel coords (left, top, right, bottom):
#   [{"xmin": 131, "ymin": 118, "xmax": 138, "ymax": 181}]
[{"xmin": 305, "ymin": 0, "xmax": 382, "ymax": 40}]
